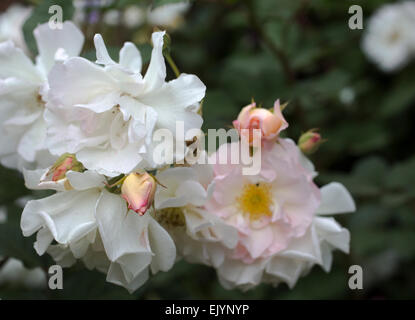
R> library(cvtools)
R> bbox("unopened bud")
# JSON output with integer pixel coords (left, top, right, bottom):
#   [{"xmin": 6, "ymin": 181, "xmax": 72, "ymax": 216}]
[
  {"xmin": 233, "ymin": 99, "xmax": 288, "ymax": 145},
  {"xmin": 298, "ymin": 129, "xmax": 324, "ymax": 154},
  {"xmin": 121, "ymin": 172, "xmax": 156, "ymax": 215},
  {"xmin": 49, "ymin": 153, "xmax": 83, "ymax": 182}
]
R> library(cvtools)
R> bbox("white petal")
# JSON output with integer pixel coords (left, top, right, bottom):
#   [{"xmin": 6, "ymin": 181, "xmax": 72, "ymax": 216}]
[
  {"xmin": 140, "ymin": 73, "xmax": 205, "ymax": 133},
  {"xmin": 279, "ymin": 225, "xmax": 322, "ymax": 264},
  {"xmin": 0, "ymin": 41, "xmax": 41, "ymax": 82},
  {"xmin": 317, "ymin": 182, "xmax": 356, "ymax": 215},
  {"xmin": 93, "ymin": 34, "xmax": 116, "ymax": 66},
  {"xmin": 148, "ymin": 218, "xmax": 176, "ymax": 273},
  {"xmin": 106, "ymin": 262, "xmax": 149, "ymax": 293},
  {"xmin": 119, "ymin": 42, "xmax": 142, "ymax": 74},
  {"xmin": 17, "ymin": 117, "xmax": 46, "ymax": 162},
  {"xmin": 143, "ymin": 31, "xmax": 166, "ymax": 92},
  {"xmin": 76, "ymin": 142, "xmax": 143, "ymax": 177},
  {"xmin": 47, "ymin": 57, "xmax": 117, "ymax": 110},
  {"xmin": 314, "ymin": 217, "xmax": 350, "ymax": 253},
  {"xmin": 95, "ymin": 190, "xmax": 152, "ymax": 264},
  {"xmin": 34, "ymin": 21, "xmax": 84, "ymax": 75},
  {"xmin": 34, "ymin": 228, "xmax": 54, "ymax": 255},
  {"xmin": 21, "ymin": 190, "xmax": 99, "ymax": 245},
  {"xmin": 66, "ymin": 170, "xmax": 106, "ymax": 190},
  {"xmin": 265, "ymin": 257, "xmax": 306, "ymax": 288}
]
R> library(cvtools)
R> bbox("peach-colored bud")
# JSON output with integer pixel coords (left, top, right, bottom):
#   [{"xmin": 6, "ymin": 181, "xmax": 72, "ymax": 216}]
[
  {"xmin": 233, "ymin": 100, "xmax": 288, "ymax": 145},
  {"xmin": 52, "ymin": 157, "xmax": 74, "ymax": 181},
  {"xmin": 121, "ymin": 173, "xmax": 157, "ymax": 215},
  {"xmin": 298, "ymin": 129, "xmax": 323, "ymax": 154},
  {"xmin": 48, "ymin": 153, "xmax": 83, "ymax": 182}
]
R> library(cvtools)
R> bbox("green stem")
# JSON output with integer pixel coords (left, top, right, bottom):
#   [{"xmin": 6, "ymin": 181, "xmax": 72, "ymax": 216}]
[
  {"xmin": 165, "ymin": 53, "xmax": 181, "ymax": 78},
  {"xmin": 245, "ymin": 0, "xmax": 295, "ymax": 84}
]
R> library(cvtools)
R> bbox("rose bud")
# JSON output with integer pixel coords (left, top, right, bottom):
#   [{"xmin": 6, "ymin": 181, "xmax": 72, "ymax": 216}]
[
  {"xmin": 121, "ymin": 172, "xmax": 157, "ymax": 215},
  {"xmin": 233, "ymin": 99, "xmax": 288, "ymax": 145},
  {"xmin": 48, "ymin": 153, "xmax": 83, "ymax": 181},
  {"xmin": 52, "ymin": 157, "xmax": 74, "ymax": 181},
  {"xmin": 298, "ymin": 129, "xmax": 324, "ymax": 154}
]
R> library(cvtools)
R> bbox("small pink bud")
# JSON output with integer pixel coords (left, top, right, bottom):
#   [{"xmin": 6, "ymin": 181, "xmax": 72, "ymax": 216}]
[
  {"xmin": 298, "ymin": 129, "xmax": 324, "ymax": 154},
  {"xmin": 233, "ymin": 100, "xmax": 288, "ymax": 145},
  {"xmin": 48, "ymin": 153, "xmax": 83, "ymax": 183},
  {"xmin": 121, "ymin": 173, "xmax": 157, "ymax": 215},
  {"xmin": 52, "ymin": 157, "xmax": 74, "ymax": 182}
]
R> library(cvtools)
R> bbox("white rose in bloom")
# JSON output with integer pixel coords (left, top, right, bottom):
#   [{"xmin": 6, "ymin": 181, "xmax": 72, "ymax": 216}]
[
  {"xmin": 21, "ymin": 166, "xmax": 176, "ymax": 292},
  {"xmin": 203, "ymin": 139, "xmax": 355, "ymax": 290},
  {"xmin": 154, "ymin": 164, "xmax": 238, "ymax": 268},
  {"xmin": 0, "ymin": 4, "xmax": 32, "ymax": 53},
  {"xmin": 0, "ymin": 21, "xmax": 84, "ymax": 170},
  {"xmin": 362, "ymin": 1, "xmax": 415, "ymax": 72},
  {"xmin": 45, "ymin": 31, "xmax": 205, "ymax": 177},
  {"xmin": 123, "ymin": 2, "xmax": 190, "ymax": 29}
]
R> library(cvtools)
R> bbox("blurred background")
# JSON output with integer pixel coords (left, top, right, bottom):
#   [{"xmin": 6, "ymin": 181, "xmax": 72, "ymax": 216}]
[{"xmin": 1, "ymin": 0, "xmax": 415, "ymax": 299}]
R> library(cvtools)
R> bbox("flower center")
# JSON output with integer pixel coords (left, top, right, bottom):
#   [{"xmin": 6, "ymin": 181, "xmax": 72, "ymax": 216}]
[
  {"xmin": 155, "ymin": 208, "xmax": 186, "ymax": 227},
  {"xmin": 237, "ymin": 183, "xmax": 273, "ymax": 220}
]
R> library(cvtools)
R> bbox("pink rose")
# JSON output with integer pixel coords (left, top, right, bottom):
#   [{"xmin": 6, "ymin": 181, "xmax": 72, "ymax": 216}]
[
  {"xmin": 233, "ymin": 100, "xmax": 288, "ymax": 146},
  {"xmin": 205, "ymin": 139, "xmax": 321, "ymax": 263}
]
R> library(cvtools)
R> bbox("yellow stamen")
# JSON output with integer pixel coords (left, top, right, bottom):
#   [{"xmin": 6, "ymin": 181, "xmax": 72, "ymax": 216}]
[
  {"xmin": 237, "ymin": 183, "xmax": 273, "ymax": 220},
  {"xmin": 155, "ymin": 208, "xmax": 186, "ymax": 227}
]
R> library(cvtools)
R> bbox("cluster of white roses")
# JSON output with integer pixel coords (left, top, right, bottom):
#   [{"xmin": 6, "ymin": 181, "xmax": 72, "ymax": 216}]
[
  {"xmin": 363, "ymin": 1, "xmax": 415, "ymax": 72},
  {"xmin": 0, "ymin": 19, "xmax": 355, "ymax": 293}
]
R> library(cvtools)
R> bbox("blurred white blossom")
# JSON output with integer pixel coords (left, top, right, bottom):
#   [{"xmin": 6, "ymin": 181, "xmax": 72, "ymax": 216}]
[
  {"xmin": 0, "ymin": 258, "xmax": 46, "ymax": 289},
  {"xmin": 0, "ymin": 207, "xmax": 46, "ymax": 289},
  {"xmin": 123, "ymin": 2, "xmax": 190, "ymax": 29},
  {"xmin": 362, "ymin": 1, "xmax": 415, "ymax": 72}
]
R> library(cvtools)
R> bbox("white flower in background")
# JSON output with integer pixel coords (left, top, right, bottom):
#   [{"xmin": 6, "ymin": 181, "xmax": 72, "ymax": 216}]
[
  {"xmin": 124, "ymin": 2, "xmax": 190, "ymax": 29},
  {"xmin": 0, "ymin": 258, "xmax": 46, "ymax": 289},
  {"xmin": 154, "ymin": 164, "xmax": 238, "ymax": 267},
  {"xmin": 0, "ymin": 207, "xmax": 46, "ymax": 289},
  {"xmin": 21, "ymin": 165, "xmax": 176, "ymax": 292},
  {"xmin": 0, "ymin": 21, "xmax": 84, "ymax": 170},
  {"xmin": 73, "ymin": 0, "xmax": 114, "ymax": 26},
  {"xmin": 202, "ymin": 139, "xmax": 355, "ymax": 290},
  {"xmin": 45, "ymin": 31, "xmax": 205, "ymax": 176},
  {"xmin": 103, "ymin": 9, "xmax": 121, "ymax": 26},
  {"xmin": 0, "ymin": 4, "xmax": 32, "ymax": 54},
  {"xmin": 362, "ymin": 1, "xmax": 415, "ymax": 72},
  {"xmin": 0, "ymin": 205, "xmax": 6, "ymax": 223}
]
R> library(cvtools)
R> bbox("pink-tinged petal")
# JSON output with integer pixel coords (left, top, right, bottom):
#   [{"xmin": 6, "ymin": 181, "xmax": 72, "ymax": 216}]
[{"xmin": 240, "ymin": 226, "xmax": 274, "ymax": 260}]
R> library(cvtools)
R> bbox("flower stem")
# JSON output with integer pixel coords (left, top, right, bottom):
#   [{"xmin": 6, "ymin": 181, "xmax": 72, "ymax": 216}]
[
  {"xmin": 245, "ymin": 0, "xmax": 295, "ymax": 84},
  {"xmin": 165, "ymin": 53, "xmax": 181, "ymax": 78}
]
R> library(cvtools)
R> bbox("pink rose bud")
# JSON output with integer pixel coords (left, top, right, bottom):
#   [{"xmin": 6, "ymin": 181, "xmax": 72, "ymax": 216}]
[
  {"xmin": 52, "ymin": 157, "xmax": 73, "ymax": 181},
  {"xmin": 121, "ymin": 172, "xmax": 157, "ymax": 215},
  {"xmin": 49, "ymin": 153, "xmax": 83, "ymax": 182},
  {"xmin": 298, "ymin": 129, "xmax": 324, "ymax": 154},
  {"xmin": 233, "ymin": 99, "xmax": 288, "ymax": 145}
]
